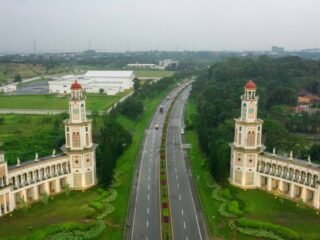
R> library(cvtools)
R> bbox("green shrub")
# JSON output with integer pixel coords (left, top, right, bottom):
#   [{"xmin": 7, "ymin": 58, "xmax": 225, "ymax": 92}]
[
  {"xmin": 46, "ymin": 220, "xmax": 105, "ymax": 240},
  {"xmin": 211, "ymin": 188, "xmax": 225, "ymax": 202},
  {"xmin": 218, "ymin": 202, "xmax": 237, "ymax": 218},
  {"xmin": 222, "ymin": 188, "xmax": 232, "ymax": 200},
  {"xmin": 227, "ymin": 200, "xmax": 244, "ymax": 216},
  {"xmin": 237, "ymin": 227, "xmax": 284, "ymax": 240},
  {"xmin": 163, "ymin": 208, "xmax": 169, "ymax": 217},
  {"xmin": 89, "ymin": 201, "xmax": 104, "ymax": 211},
  {"xmin": 235, "ymin": 218, "xmax": 301, "ymax": 240}
]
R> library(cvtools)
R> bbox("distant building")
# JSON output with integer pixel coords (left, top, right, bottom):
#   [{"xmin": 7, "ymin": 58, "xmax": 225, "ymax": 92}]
[
  {"xmin": 127, "ymin": 59, "xmax": 178, "ymax": 71},
  {"xmin": 271, "ymin": 46, "xmax": 285, "ymax": 54},
  {"xmin": 0, "ymin": 82, "xmax": 97, "ymax": 217},
  {"xmin": 230, "ymin": 80, "xmax": 320, "ymax": 209},
  {"xmin": 295, "ymin": 89, "xmax": 320, "ymax": 113},
  {"xmin": 48, "ymin": 70, "xmax": 134, "ymax": 95},
  {"xmin": 159, "ymin": 59, "xmax": 178, "ymax": 70},
  {"xmin": 298, "ymin": 90, "xmax": 320, "ymax": 104},
  {"xmin": 0, "ymin": 83, "xmax": 17, "ymax": 93},
  {"xmin": 127, "ymin": 63, "xmax": 162, "ymax": 70}
]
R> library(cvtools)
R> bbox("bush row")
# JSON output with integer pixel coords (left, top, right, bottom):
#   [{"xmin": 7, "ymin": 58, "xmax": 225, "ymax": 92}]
[{"xmin": 235, "ymin": 218, "xmax": 301, "ymax": 240}]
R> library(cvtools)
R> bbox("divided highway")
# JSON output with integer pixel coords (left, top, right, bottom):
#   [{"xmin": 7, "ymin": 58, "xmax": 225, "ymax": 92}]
[
  {"xmin": 125, "ymin": 83, "xmax": 209, "ymax": 240},
  {"xmin": 125, "ymin": 84, "xmax": 187, "ymax": 240}
]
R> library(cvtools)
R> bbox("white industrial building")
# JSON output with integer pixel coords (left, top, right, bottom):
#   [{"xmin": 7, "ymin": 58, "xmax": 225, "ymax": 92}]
[
  {"xmin": 48, "ymin": 71, "xmax": 134, "ymax": 95},
  {"xmin": 0, "ymin": 83, "xmax": 17, "ymax": 93}
]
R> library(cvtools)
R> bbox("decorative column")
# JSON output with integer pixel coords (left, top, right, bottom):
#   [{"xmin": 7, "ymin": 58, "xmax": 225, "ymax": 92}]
[
  {"xmin": 33, "ymin": 185, "xmax": 39, "ymax": 200},
  {"xmin": 267, "ymin": 177, "xmax": 272, "ymax": 191},
  {"xmin": 56, "ymin": 179, "xmax": 61, "ymax": 193},
  {"xmin": 289, "ymin": 184, "xmax": 295, "ymax": 198},
  {"xmin": 279, "ymin": 180, "xmax": 283, "ymax": 193}
]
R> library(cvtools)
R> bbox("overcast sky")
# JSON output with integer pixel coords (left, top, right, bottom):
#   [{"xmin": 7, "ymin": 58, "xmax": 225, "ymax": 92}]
[{"xmin": 0, "ymin": 0, "xmax": 319, "ymax": 53}]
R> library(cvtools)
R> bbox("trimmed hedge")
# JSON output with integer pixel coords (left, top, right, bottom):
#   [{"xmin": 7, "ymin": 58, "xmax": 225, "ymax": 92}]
[
  {"xmin": 222, "ymin": 188, "xmax": 232, "ymax": 200},
  {"xmin": 89, "ymin": 201, "xmax": 104, "ymax": 211},
  {"xmin": 235, "ymin": 218, "xmax": 301, "ymax": 240},
  {"xmin": 211, "ymin": 188, "xmax": 225, "ymax": 202},
  {"xmin": 227, "ymin": 200, "xmax": 244, "ymax": 217},
  {"xmin": 218, "ymin": 202, "xmax": 237, "ymax": 218}
]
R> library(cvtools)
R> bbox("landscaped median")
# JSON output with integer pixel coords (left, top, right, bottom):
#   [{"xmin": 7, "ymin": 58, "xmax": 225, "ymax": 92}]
[
  {"xmin": 160, "ymin": 100, "xmax": 174, "ymax": 240},
  {"xmin": 159, "ymin": 82, "xmax": 191, "ymax": 240}
]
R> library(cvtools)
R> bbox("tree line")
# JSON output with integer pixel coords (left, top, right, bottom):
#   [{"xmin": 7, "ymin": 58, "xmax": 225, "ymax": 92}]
[{"xmin": 190, "ymin": 56, "xmax": 320, "ymax": 184}]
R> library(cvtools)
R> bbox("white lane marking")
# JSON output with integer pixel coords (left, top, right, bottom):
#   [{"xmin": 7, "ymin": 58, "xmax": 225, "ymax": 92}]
[
  {"xmin": 146, "ymin": 220, "xmax": 149, "ymax": 228},
  {"xmin": 175, "ymin": 167, "xmax": 177, "ymax": 172},
  {"xmin": 176, "ymin": 175, "xmax": 178, "ymax": 180},
  {"xmin": 147, "ymin": 194, "xmax": 150, "ymax": 201},
  {"xmin": 149, "ymin": 168, "xmax": 151, "ymax": 173},
  {"xmin": 131, "ymin": 126, "xmax": 153, "ymax": 239},
  {"xmin": 148, "ymin": 175, "xmax": 150, "ymax": 181},
  {"xmin": 177, "ymin": 183, "xmax": 180, "ymax": 189},
  {"xmin": 148, "ymin": 184, "xmax": 150, "ymax": 190},
  {"xmin": 146, "ymin": 237, "xmax": 148, "ymax": 240},
  {"xmin": 177, "ymin": 100, "xmax": 204, "ymax": 240},
  {"xmin": 184, "ymin": 221, "xmax": 186, "ymax": 229},
  {"xmin": 147, "ymin": 208, "xmax": 150, "ymax": 215},
  {"xmin": 186, "ymin": 237, "xmax": 189, "ymax": 240},
  {"xmin": 181, "ymin": 209, "xmax": 184, "ymax": 216},
  {"xmin": 179, "ymin": 194, "xmax": 182, "ymax": 201}
]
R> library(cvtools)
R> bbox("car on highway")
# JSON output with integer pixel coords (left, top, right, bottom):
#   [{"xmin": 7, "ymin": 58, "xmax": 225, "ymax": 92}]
[
  {"xmin": 155, "ymin": 124, "xmax": 159, "ymax": 129},
  {"xmin": 180, "ymin": 128, "xmax": 184, "ymax": 134}
]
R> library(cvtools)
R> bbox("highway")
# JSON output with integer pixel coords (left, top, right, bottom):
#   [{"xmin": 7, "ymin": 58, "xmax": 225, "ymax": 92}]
[
  {"xmin": 166, "ymin": 85, "xmax": 210, "ymax": 240},
  {"xmin": 126, "ymin": 83, "xmax": 209, "ymax": 240},
  {"xmin": 125, "ymin": 84, "xmax": 187, "ymax": 240}
]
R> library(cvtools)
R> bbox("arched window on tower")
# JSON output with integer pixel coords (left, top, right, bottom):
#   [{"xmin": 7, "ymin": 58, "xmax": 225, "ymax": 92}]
[
  {"xmin": 234, "ymin": 129, "xmax": 238, "ymax": 143},
  {"xmin": 66, "ymin": 133, "xmax": 70, "ymax": 146},
  {"xmin": 242, "ymin": 103, "xmax": 247, "ymax": 120},
  {"xmin": 72, "ymin": 132, "xmax": 81, "ymax": 147},
  {"xmin": 247, "ymin": 131, "xmax": 255, "ymax": 146},
  {"xmin": 81, "ymin": 104, "xmax": 85, "ymax": 121},
  {"xmin": 86, "ymin": 133, "xmax": 89, "ymax": 146},
  {"xmin": 257, "ymin": 132, "xmax": 261, "ymax": 145}
]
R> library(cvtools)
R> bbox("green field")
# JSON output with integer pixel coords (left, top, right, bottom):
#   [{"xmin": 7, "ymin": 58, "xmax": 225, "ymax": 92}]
[
  {"xmin": 133, "ymin": 69, "xmax": 174, "ymax": 78},
  {"xmin": 0, "ymin": 190, "xmax": 100, "ymax": 239},
  {"xmin": 185, "ymin": 100, "xmax": 320, "ymax": 240},
  {"xmin": 0, "ymin": 85, "xmax": 175, "ymax": 240},
  {"xmin": 0, "ymin": 114, "xmax": 66, "ymax": 164},
  {"xmin": 0, "ymin": 92, "xmax": 129, "ymax": 111}
]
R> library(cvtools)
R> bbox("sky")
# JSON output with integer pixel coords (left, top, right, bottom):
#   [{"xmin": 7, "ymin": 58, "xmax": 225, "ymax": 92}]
[{"xmin": 0, "ymin": 0, "xmax": 319, "ymax": 53}]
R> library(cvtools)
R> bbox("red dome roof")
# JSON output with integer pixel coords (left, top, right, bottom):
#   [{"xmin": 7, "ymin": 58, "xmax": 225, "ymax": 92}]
[
  {"xmin": 70, "ymin": 81, "xmax": 82, "ymax": 90},
  {"xmin": 244, "ymin": 80, "xmax": 256, "ymax": 89}
]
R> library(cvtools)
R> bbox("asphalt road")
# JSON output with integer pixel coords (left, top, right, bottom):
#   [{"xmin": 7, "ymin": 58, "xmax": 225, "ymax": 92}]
[
  {"xmin": 167, "ymin": 85, "xmax": 210, "ymax": 240},
  {"xmin": 126, "ymin": 84, "xmax": 188, "ymax": 240},
  {"xmin": 126, "ymin": 83, "xmax": 209, "ymax": 240}
]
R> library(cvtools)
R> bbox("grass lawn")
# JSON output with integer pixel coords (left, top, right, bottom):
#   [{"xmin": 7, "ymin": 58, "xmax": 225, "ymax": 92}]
[
  {"xmin": 0, "ymin": 190, "xmax": 99, "ymax": 240},
  {"xmin": 0, "ymin": 84, "xmax": 176, "ymax": 240},
  {"xmin": 185, "ymin": 99, "xmax": 320, "ymax": 240},
  {"xmin": 0, "ymin": 114, "xmax": 65, "ymax": 164},
  {"xmin": 134, "ymin": 69, "xmax": 174, "ymax": 78},
  {"xmin": 0, "ymin": 91, "xmax": 129, "ymax": 111}
]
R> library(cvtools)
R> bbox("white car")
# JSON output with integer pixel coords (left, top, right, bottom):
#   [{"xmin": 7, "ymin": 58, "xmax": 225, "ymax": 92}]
[
  {"xmin": 155, "ymin": 124, "xmax": 159, "ymax": 129},
  {"xmin": 180, "ymin": 128, "xmax": 184, "ymax": 134}
]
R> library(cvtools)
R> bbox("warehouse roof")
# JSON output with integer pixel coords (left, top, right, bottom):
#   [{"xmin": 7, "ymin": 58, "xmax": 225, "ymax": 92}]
[{"xmin": 84, "ymin": 71, "xmax": 134, "ymax": 78}]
